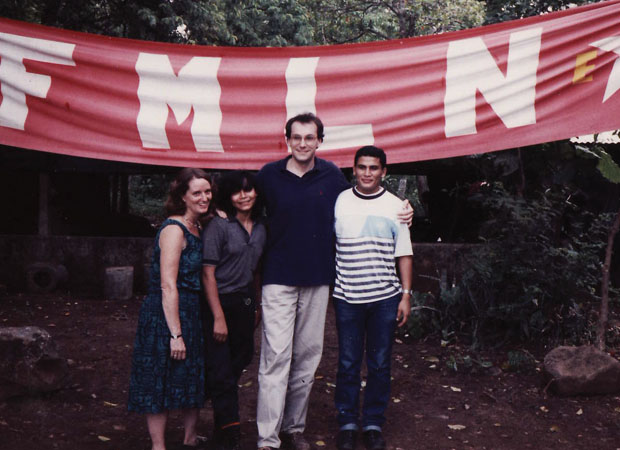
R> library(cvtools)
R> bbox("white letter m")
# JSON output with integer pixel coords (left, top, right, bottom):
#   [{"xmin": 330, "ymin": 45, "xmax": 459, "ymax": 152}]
[{"xmin": 136, "ymin": 53, "xmax": 223, "ymax": 152}]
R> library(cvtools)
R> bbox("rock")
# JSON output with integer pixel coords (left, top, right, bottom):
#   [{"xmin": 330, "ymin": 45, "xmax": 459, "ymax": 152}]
[
  {"xmin": 543, "ymin": 345, "xmax": 620, "ymax": 396},
  {"xmin": 0, "ymin": 326, "xmax": 68, "ymax": 400}
]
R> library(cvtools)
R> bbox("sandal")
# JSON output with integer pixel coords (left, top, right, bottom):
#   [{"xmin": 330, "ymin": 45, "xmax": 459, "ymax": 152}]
[{"xmin": 181, "ymin": 435, "xmax": 208, "ymax": 449}]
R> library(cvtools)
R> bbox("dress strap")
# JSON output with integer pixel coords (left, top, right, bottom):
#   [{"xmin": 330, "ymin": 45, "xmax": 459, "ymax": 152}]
[{"xmin": 162, "ymin": 218, "xmax": 200, "ymax": 239}]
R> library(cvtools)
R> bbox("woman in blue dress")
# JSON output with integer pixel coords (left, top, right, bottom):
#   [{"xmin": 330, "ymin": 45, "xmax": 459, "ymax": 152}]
[{"xmin": 129, "ymin": 168, "xmax": 213, "ymax": 450}]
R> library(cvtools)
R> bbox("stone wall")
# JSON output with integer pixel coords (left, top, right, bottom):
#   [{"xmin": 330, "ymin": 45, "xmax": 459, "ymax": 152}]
[
  {"xmin": 0, "ymin": 235, "xmax": 474, "ymax": 297},
  {"xmin": 0, "ymin": 235, "xmax": 153, "ymax": 295}
]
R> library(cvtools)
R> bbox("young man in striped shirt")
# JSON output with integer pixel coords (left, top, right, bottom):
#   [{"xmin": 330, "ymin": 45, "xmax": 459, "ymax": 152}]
[{"xmin": 333, "ymin": 145, "xmax": 413, "ymax": 450}]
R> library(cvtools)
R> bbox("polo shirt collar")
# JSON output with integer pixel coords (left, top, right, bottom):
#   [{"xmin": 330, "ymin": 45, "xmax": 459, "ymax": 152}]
[{"xmin": 277, "ymin": 155, "xmax": 323, "ymax": 174}]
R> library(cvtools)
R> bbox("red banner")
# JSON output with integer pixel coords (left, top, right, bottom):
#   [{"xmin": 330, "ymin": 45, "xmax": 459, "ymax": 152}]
[{"xmin": 2, "ymin": 1, "xmax": 620, "ymax": 169}]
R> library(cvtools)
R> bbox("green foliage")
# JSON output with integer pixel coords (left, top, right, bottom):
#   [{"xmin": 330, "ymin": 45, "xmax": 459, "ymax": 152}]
[
  {"xmin": 445, "ymin": 352, "xmax": 493, "ymax": 372},
  {"xmin": 128, "ymin": 174, "xmax": 174, "ymax": 227},
  {"xmin": 302, "ymin": 0, "xmax": 485, "ymax": 43},
  {"xmin": 0, "ymin": 0, "xmax": 314, "ymax": 46},
  {"xmin": 224, "ymin": 0, "xmax": 314, "ymax": 46},
  {"xmin": 484, "ymin": 0, "xmax": 589, "ymax": 24},
  {"xmin": 2, "ymin": 0, "xmax": 486, "ymax": 46},
  {"xmin": 411, "ymin": 182, "xmax": 616, "ymax": 348},
  {"xmin": 596, "ymin": 149, "xmax": 620, "ymax": 184},
  {"xmin": 383, "ymin": 174, "xmax": 424, "ymax": 215},
  {"xmin": 503, "ymin": 349, "xmax": 537, "ymax": 372}
]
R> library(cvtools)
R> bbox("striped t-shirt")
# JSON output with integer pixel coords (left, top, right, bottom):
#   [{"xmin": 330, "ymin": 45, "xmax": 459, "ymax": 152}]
[{"xmin": 333, "ymin": 187, "xmax": 413, "ymax": 304}]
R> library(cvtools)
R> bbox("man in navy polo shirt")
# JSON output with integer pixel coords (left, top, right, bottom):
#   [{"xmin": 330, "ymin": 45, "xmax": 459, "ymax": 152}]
[
  {"xmin": 255, "ymin": 113, "xmax": 349, "ymax": 450},
  {"xmin": 255, "ymin": 113, "xmax": 412, "ymax": 450}
]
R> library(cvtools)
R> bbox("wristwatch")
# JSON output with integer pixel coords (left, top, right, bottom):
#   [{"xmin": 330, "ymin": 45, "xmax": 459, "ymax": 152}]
[
  {"xmin": 170, "ymin": 333, "xmax": 182, "ymax": 339},
  {"xmin": 402, "ymin": 289, "xmax": 413, "ymax": 295}
]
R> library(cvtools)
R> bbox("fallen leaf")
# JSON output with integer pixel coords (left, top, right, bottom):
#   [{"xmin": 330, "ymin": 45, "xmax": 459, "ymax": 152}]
[
  {"xmin": 440, "ymin": 340, "xmax": 449, "ymax": 347},
  {"xmin": 540, "ymin": 406, "xmax": 549, "ymax": 413},
  {"xmin": 450, "ymin": 386, "xmax": 462, "ymax": 392},
  {"xmin": 315, "ymin": 375, "xmax": 324, "ymax": 380},
  {"xmin": 393, "ymin": 398, "xmax": 401, "ymax": 403},
  {"xmin": 429, "ymin": 364, "xmax": 437, "ymax": 369},
  {"xmin": 576, "ymin": 408, "xmax": 583, "ymax": 415},
  {"xmin": 326, "ymin": 382, "xmax": 336, "ymax": 388},
  {"xmin": 464, "ymin": 404, "xmax": 471, "ymax": 410},
  {"xmin": 91, "ymin": 394, "xmax": 97, "ymax": 399},
  {"xmin": 615, "ymin": 407, "xmax": 620, "ymax": 413},
  {"xmin": 549, "ymin": 425, "xmax": 560, "ymax": 433},
  {"xmin": 315, "ymin": 441, "xmax": 326, "ymax": 447},
  {"xmin": 494, "ymin": 423, "xmax": 501, "ymax": 427},
  {"xmin": 103, "ymin": 401, "xmax": 118, "ymax": 407},
  {"xmin": 426, "ymin": 356, "xmax": 440, "ymax": 363},
  {"xmin": 98, "ymin": 435, "xmax": 111, "ymax": 442},
  {"xmin": 241, "ymin": 381, "xmax": 253, "ymax": 388},
  {"xmin": 395, "ymin": 338, "xmax": 403, "ymax": 344},
  {"xmin": 448, "ymin": 424, "xmax": 466, "ymax": 431},
  {"xmin": 113, "ymin": 425, "xmax": 126, "ymax": 431}
]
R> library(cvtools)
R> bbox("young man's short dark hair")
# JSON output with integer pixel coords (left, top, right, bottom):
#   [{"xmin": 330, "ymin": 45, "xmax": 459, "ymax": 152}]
[
  {"xmin": 354, "ymin": 145, "xmax": 386, "ymax": 168},
  {"xmin": 285, "ymin": 112, "xmax": 325, "ymax": 141}
]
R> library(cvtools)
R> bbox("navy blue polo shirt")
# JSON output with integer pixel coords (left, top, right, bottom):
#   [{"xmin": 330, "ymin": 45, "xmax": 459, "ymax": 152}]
[{"xmin": 256, "ymin": 156, "xmax": 350, "ymax": 286}]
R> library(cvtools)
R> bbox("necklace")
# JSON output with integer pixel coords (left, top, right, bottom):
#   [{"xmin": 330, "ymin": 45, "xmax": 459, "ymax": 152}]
[{"xmin": 182, "ymin": 216, "xmax": 200, "ymax": 231}]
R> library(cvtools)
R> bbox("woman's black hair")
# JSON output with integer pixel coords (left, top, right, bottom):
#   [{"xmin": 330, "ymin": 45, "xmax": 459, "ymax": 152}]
[{"xmin": 215, "ymin": 170, "xmax": 263, "ymax": 221}]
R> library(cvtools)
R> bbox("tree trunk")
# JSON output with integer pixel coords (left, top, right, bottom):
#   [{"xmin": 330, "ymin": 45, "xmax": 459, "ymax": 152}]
[{"xmin": 597, "ymin": 206, "xmax": 620, "ymax": 350}]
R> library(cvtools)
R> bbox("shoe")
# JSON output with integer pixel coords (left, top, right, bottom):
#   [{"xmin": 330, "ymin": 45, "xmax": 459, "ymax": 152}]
[
  {"xmin": 336, "ymin": 429, "xmax": 357, "ymax": 450},
  {"xmin": 226, "ymin": 430, "xmax": 241, "ymax": 450},
  {"xmin": 181, "ymin": 435, "xmax": 209, "ymax": 449},
  {"xmin": 280, "ymin": 431, "xmax": 311, "ymax": 450},
  {"xmin": 362, "ymin": 430, "xmax": 385, "ymax": 450},
  {"xmin": 214, "ymin": 426, "xmax": 242, "ymax": 450}
]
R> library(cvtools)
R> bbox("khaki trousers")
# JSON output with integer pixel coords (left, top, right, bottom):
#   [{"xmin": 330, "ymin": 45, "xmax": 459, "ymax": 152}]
[{"xmin": 256, "ymin": 284, "xmax": 330, "ymax": 448}]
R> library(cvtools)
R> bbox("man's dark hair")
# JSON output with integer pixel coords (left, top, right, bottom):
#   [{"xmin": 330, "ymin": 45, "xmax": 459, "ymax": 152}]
[
  {"xmin": 215, "ymin": 170, "xmax": 263, "ymax": 221},
  {"xmin": 354, "ymin": 145, "xmax": 387, "ymax": 168},
  {"xmin": 285, "ymin": 112, "xmax": 324, "ymax": 141}
]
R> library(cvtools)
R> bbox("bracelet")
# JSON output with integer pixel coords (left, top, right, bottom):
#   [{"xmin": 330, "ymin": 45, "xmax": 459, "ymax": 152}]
[
  {"xmin": 402, "ymin": 289, "xmax": 413, "ymax": 295},
  {"xmin": 170, "ymin": 333, "xmax": 182, "ymax": 339}
]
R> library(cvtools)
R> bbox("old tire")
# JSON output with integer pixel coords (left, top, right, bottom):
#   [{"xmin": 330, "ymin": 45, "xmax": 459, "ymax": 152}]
[{"xmin": 26, "ymin": 263, "xmax": 67, "ymax": 294}]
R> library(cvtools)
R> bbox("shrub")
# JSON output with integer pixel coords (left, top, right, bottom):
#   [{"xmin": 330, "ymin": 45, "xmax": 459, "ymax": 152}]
[{"xmin": 413, "ymin": 182, "xmax": 615, "ymax": 348}]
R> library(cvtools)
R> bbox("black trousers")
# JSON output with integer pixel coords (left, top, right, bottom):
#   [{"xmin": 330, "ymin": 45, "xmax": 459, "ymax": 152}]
[{"xmin": 203, "ymin": 292, "xmax": 255, "ymax": 428}]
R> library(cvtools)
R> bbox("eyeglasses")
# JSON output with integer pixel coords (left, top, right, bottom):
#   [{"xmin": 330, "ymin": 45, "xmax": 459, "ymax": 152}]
[{"xmin": 289, "ymin": 134, "xmax": 318, "ymax": 145}]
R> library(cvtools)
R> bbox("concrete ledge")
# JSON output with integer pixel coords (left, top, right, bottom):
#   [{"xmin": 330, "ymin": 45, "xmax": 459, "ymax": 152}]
[
  {"xmin": 0, "ymin": 235, "xmax": 153, "ymax": 295},
  {"xmin": 0, "ymin": 235, "xmax": 477, "ymax": 296}
]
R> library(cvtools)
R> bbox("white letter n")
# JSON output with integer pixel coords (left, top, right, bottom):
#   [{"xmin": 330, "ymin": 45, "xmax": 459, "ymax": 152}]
[
  {"xmin": 136, "ymin": 53, "xmax": 223, "ymax": 152},
  {"xmin": 444, "ymin": 28, "xmax": 542, "ymax": 138}
]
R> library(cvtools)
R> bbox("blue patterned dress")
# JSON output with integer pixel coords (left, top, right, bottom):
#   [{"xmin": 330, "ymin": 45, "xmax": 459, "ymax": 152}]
[{"xmin": 128, "ymin": 219, "xmax": 205, "ymax": 413}]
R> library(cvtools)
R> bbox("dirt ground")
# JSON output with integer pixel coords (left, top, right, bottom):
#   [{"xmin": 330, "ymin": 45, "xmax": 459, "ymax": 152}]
[{"xmin": 1, "ymin": 292, "xmax": 620, "ymax": 450}]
